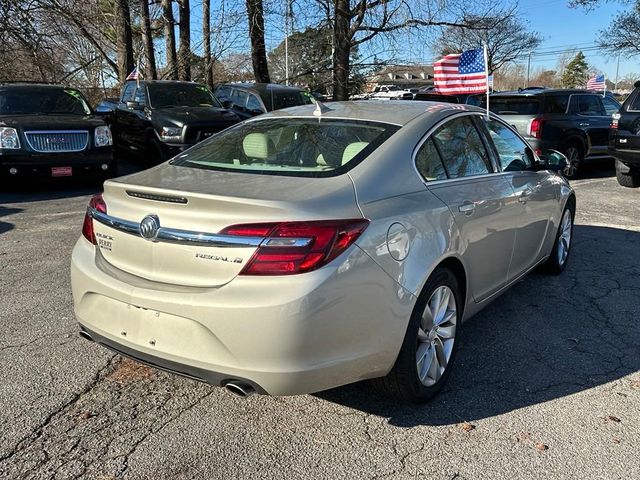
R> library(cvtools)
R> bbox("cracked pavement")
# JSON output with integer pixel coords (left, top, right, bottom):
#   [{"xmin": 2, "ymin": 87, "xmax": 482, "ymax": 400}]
[{"xmin": 0, "ymin": 162, "xmax": 639, "ymax": 479}]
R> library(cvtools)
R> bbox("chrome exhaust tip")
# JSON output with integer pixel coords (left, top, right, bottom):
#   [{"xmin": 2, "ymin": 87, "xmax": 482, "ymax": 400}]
[
  {"xmin": 224, "ymin": 381, "xmax": 255, "ymax": 398},
  {"xmin": 79, "ymin": 329, "xmax": 94, "ymax": 342}
]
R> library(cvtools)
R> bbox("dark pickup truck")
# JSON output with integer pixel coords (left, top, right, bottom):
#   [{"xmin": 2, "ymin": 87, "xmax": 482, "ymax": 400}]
[
  {"xmin": 0, "ymin": 83, "xmax": 114, "ymax": 183},
  {"xmin": 487, "ymin": 88, "xmax": 620, "ymax": 178},
  {"xmin": 110, "ymin": 80, "xmax": 240, "ymax": 162},
  {"xmin": 609, "ymin": 81, "xmax": 640, "ymax": 188}
]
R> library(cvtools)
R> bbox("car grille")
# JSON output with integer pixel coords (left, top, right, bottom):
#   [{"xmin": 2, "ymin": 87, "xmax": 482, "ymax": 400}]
[{"xmin": 25, "ymin": 130, "xmax": 89, "ymax": 153}]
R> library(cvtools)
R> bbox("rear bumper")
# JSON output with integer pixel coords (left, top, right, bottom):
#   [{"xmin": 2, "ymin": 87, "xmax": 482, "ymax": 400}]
[
  {"xmin": 609, "ymin": 132, "xmax": 640, "ymax": 167},
  {"xmin": 70, "ymin": 237, "xmax": 414, "ymax": 395},
  {"xmin": 0, "ymin": 149, "xmax": 114, "ymax": 178}
]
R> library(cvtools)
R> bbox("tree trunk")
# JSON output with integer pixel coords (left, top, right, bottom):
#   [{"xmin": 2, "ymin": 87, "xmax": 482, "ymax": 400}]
[
  {"xmin": 246, "ymin": 0, "xmax": 271, "ymax": 83},
  {"xmin": 203, "ymin": 0, "xmax": 213, "ymax": 88},
  {"xmin": 162, "ymin": 0, "xmax": 178, "ymax": 79},
  {"xmin": 177, "ymin": 0, "xmax": 191, "ymax": 80},
  {"xmin": 140, "ymin": 0, "xmax": 157, "ymax": 79},
  {"xmin": 332, "ymin": 0, "xmax": 351, "ymax": 100},
  {"xmin": 115, "ymin": 0, "xmax": 134, "ymax": 83}
]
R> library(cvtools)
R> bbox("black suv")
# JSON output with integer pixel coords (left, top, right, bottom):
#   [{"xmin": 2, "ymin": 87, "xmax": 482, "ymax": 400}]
[
  {"xmin": 0, "ymin": 83, "xmax": 114, "ymax": 183},
  {"xmin": 609, "ymin": 81, "xmax": 640, "ymax": 188},
  {"xmin": 214, "ymin": 83, "xmax": 315, "ymax": 120},
  {"xmin": 111, "ymin": 80, "xmax": 240, "ymax": 162},
  {"xmin": 487, "ymin": 88, "xmax": 620, "ymax": 177}
]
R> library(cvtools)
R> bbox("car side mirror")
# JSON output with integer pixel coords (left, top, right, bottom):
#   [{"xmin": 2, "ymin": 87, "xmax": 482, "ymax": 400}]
[
  {"xmin": 221, "ymin": 100, "xmax": 234, "ymax": 109},
  {"xmin": 126, "ymin": 101, "xmax": 143, "ymax": 110},
  {"xmin": 538, "ymin": 149, "xmax": 568, "ymax": 172}
]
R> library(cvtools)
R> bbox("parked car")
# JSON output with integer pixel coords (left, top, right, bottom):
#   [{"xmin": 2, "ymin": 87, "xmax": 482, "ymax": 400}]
[
  {"xmin": 95, "ymin": 97, "xmax": 119, "ymax": 114},
  {"xmin": 72, "ymin": 100, "xmax": 574, "ymax": 403},
  {"xmin": 413, "ymin": 92, "xmax": 483, "ymax": 105},
  {"xmin": 214, "ymin": 83, "xmax": 315, "ymax": 119},
  {"xmin": 0, "ymin": 83, "xmax": 114, "ymax": 183},
  {"xmin": 486, "ymin": 88, "xmax": 620, "ymax": 178},
  {"xmin": 368, "ymin": 84, "xmax": 407, "ymax": 100},
  {"xmin": 609, "ymin": 80, "xmax": 640, "ymax": 188},
  {"xmin": 111, "ymin": 80, "xmax": 240, "ymax": 162}
]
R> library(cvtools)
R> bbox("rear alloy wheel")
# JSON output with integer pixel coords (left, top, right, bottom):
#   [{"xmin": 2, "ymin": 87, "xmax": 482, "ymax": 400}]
[
  {"xmin": 543, "ymin": 202, "xmax": 574, "ymax": 275},
  {"xmin": 615, "ymin": 164, "xmax": 640, "ymax": 188},
  {"xmin": 376, "ymin": 267, "xmax": 461, "ymax": 403},
  {"xmin": 562, "ymin": 144, "xmax": 583, "ymax": 179}
]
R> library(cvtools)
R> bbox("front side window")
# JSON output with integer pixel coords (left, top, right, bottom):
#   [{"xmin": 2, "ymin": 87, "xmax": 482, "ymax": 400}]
[
  {"xmin": 171, "ymin": 118, "xmax": 398, "ymax": 177},
  {"xmin": 134, "ymin": 87, "xmax": 147, "ymax": 105},
  {"xmin": 121, "ymin": 83, "xmax": 136, "ymax": 102},
  {"xmin": 148, "ymin": 83, "xmax": 220, "ymax": 108},
  {"xmin": 570, "ymin": 94, "xmax": 604, "ymax": 116},
  {"xmin": 486, "ymin": 119, "xmax": 533, "ymax": 171},
  {"xmin": 431, "ymin": 116, "xmax": 492, "ymax": 178},
  {"xmin": 0, "ymin": 88, "xmax": 91, "ymax": 115}
]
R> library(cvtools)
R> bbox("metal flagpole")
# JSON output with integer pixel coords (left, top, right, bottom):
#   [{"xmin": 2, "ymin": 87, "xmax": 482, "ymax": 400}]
[
  {"xmin": 603, "ymin": 75, "xmax": 606, "ymax": 98},
  {"xmin": 614, "ymin": 53, "xmax": 620, "ymax": 92},
  {"xmin": 484, "ymin": 44, "xmax": 490, "ymax": 119},
  {"xmin": 136, "ymin": 58, "xmax": 140, "ymax": 88}
]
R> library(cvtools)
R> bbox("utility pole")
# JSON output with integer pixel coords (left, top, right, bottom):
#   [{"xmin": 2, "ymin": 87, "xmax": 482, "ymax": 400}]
[
  {"xmin": 614, "ymin": 52, "xmax": 621, "ymax": 92},
  {"xmin": 284, "ymin": 0, "xmax": 291, "ymax": 85}
]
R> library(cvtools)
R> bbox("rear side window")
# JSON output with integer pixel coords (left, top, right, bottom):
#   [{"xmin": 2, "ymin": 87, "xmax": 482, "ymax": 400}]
[
  {"xmin": 430, "ymin": 116, "xmax": 492, "ymax": 178},
  {"xmin": 489, "ymin": 97, "xmax": 541, "ymax": 115},
  {"xmin": 569, "ymin": 95, "xmax": 604, "ymax": 116},
  {"xmin": 543, "ymin": 95, "xmax": 569, "ymax": 113},
  {"xmin": 415, "ymin": 137, "xmax": 447, "ymax": 181},
  {"xmin": 170, "ymin": 118, "xmax": 399, "ymax": 177}
]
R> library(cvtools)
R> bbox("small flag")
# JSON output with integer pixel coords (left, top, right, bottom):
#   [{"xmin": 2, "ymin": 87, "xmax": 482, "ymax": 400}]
[
  {"xmin": 434, "ymin": 48, "xmax": 488, "ymax": 95},
  {"xmin": 586, "ymin": 74, "xmax": 605, "ymax": 91},
  {"xmin": 126, "ymin": 67, "xmax": 139, "ymax": 81}
]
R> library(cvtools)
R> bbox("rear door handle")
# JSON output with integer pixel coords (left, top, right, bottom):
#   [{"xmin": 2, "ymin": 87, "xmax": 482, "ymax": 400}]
[
  {"xmin": 458, "ymin": 202, "xmax": 476, "ymax": 214},
  {"xmin": 579, "ymin": 122, "xmax": 590, "ymax": 127},
  {"xmin": 518, "ymin": 189, "xmax": 532, "ymax": 204}
]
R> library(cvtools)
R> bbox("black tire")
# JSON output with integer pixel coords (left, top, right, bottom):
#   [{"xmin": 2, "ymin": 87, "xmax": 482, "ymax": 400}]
[
  {"xmin": 615, "ymin": 165, "xmax": 640, "ymax": 188},
  {"xmin": 375, "ymin": 267, "xmax": 462, "ymax": 403},
  {"xmin": 561, "ymin": 141, "xmax": 584, "ymax": 179},
  {"xmin": 542, "ymin": 199, "xmax": 575, "ymax": 275}
]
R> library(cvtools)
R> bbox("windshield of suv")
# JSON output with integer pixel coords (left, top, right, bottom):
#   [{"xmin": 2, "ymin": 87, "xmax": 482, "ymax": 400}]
[
  {"xmin": 148, "ymin": 83, "xmax": 221, "ymax": 108},
  {"xmin": 171, "ymin": 118, "xmax": 399, "ymax": 177},
  {"xmin": 0, "ymin": 88, "xmax": 91, "ymax": 115},
  {"xmin": 486, "ymin": 97, "xmax": 541, "ymax": 115}
]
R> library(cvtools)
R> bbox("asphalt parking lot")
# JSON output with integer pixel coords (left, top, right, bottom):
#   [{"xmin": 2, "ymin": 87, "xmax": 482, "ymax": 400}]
[{"xmin": 0, "ymin": 160, "xmax": 638, "ymax": 480}]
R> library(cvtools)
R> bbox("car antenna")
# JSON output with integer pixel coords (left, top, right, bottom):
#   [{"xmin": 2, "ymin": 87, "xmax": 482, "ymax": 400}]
[{"xmin": 313, "ymin": 101, "xmax": 331, "ymax": 116}]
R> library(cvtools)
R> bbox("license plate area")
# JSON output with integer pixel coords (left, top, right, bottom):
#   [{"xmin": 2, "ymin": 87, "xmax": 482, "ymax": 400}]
[{"xmin": 52, "ymin": 166, "xmax": 72, "ymax": 177}]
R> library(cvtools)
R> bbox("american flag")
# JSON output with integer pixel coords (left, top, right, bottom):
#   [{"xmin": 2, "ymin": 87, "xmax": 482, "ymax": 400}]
[
  {"xmin": 586, "ymin": 74, "xmax": 605, "ymax": 91},
  {"xmin": 434, "ymin": 48, "xmax": 487, "ymax": 95},
  {"xmin": 125, "ymin": 67, "xmax": 139, "ymax": 81}
]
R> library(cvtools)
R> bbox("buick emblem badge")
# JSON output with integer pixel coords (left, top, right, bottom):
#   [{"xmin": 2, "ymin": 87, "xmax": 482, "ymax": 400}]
[{"xmin": 139, "ymin": 215, "xmax": 160, "ymax": 241}]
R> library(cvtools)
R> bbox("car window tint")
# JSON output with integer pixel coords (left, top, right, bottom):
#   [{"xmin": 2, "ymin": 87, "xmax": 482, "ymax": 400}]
[
  {"xmin": 570, "ymin": 95, "xmax": 604, "ymax": 115},
  {"xmin": 603, "ymin": 97, "xmax": 620, "ymax": 115},
  {"xmin": 246, "ymin": 94, "xmax": 263, "ymax": 112},
  {"xmin": 488, "ymin": 97, "xmax": 541, "ymax": 115},
  {"xmin": 431, "ymin": 116, "xmax": 492, "ymax": 178},
  {"xmin": 216, "ymin": 86, "xmax": 231, "ymax": 99},
  {"xmin": 231, "ymin": 89, "xmax": 249, "ymax": 109},
  {"xmin": 134, "ymin": 87, "xmax": 146, "ymax": 105},
  {"xmin": 121, "ymin": 83, "xmax": 136, "ymax": 102},
  {"xmin": 630, "ymin": 92, "xmax": 640, "ymax": 111},
  {"xmin": 415, "ymin": 137, "xmax": 447, "ymax": 181},
  {"xmin": 486, "ymin": 119, "xmax": 532, "ymax": 171},
  {"xmin": 543, "ymin": 95, "xmax": 569, "ymax": 113}
]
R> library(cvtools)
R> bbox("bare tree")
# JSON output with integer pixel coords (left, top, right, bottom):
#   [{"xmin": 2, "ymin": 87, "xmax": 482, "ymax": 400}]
[
  {"xmin": 177, "ymin": 0, "xmax": 191, "ymax": 80},
  {"xmin": 140, "ymin": 0, "xmax": 157, "ymax": 79},
  {"xmin": 115, "ymin": 0, "xmax": 135, "ymax": 82},
  {"xmin": 246, "ymin": 0, "xmax": 271, "ymax": 83},
  {"xmin": 162, "ymin": 0, "xmax": 178, "ymax": 79}
]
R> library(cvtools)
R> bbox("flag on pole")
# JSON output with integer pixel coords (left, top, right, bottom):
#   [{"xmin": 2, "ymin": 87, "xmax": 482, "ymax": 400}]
[
  {"xmin": 586, "ymin": 74, "xmax": 605, "ymax": 91},
  {"xmin": 434, "ymin": 48, "xmax": 488, "ymax": 95},
  {"xmin": 126, "ymin": 67, "xmax": 139, "ymax": 81}
]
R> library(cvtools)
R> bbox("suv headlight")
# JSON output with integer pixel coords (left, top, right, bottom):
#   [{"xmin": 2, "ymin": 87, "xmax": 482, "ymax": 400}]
[
  {"xmin": 94, "ymin": 125, "xmax": 112, "ymax": 147},
  {"xmin": 0, "ymin": 127, "xmax": 20, "ymax": 149},
  {"xmin": 160, "ymin": 126, "xmax": 182, "ymax": 143}
]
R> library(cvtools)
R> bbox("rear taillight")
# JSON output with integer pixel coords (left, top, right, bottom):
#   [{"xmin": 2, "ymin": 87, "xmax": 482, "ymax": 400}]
[
  {"xmin": 82, "ymin": 194, "xmax": 107, "ymax": 244},
  {"xmin": 611, "ymin": 112, "xmax": 621, "ymax": 129},
  {"xmin": 529, "ymin": 118, "xmax": 544, "ymax": 139},
  {"xmin": 220, "ymin": 219, "xmax": 370, "ymax": 275}
]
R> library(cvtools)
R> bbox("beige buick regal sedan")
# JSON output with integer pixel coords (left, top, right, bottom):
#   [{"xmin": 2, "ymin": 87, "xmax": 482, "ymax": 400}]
[{"xmin": 71, "ymin": 101, "xmax": 575, "ymax": 403}]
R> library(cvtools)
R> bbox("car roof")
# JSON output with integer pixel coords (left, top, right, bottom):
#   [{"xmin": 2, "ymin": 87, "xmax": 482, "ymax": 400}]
[
  {"xmin": 0, "ymin": 83, "xmax": 72, "ymax": 90},
  {"xmin": 257, "ymin": 100, "xmax": 485, "ymax": 126},
  {"xmin": 218, "ymin": 82, "xmax": 306, "ymax": 94},
  {"xmin": 492, "ymin": 88, "xmax": 600, "ymax": 96},
  {"xmin": 126, "ymin": 80, "xmax": 208, "ymax": 87}
]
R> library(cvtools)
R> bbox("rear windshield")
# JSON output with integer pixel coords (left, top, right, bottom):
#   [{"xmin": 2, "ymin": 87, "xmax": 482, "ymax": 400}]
[
  {"xmin": 148, "ymin": 83, "xmax": 221, "ymax": 108},
  {"xmin": 488, "ymin": 97, "xmax": 541, "ymax": 115},
  {"xmin": 265, "ymin": 90, "xmax": 315, "ymax": 111},
  {"xmin": 170, "ymin": 118, "xmax": 399, "ymax": 177},
  {"xmin": 0, "ymin": 88, "xmax": 91, "ymax": 115}
]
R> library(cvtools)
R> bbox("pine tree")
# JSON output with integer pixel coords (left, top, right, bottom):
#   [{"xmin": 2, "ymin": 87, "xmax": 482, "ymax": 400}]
[{"xmin": 562, "ymin": 52, "xmax": 589, "ymax": 88}]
